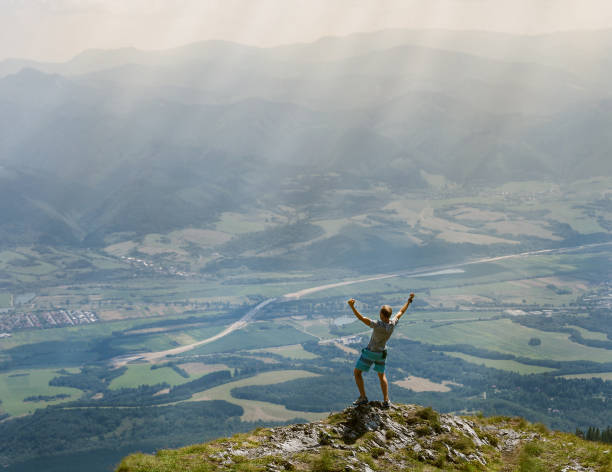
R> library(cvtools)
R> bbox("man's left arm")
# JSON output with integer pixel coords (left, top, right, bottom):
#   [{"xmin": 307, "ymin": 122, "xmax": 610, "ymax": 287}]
[{"xmin": 393, "ymin": 293, "xmax": 415, "ymax": 323}]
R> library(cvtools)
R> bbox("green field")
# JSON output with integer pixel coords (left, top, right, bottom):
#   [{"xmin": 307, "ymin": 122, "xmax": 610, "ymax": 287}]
[
  {"xmin": 429, "ymin": 279, "xmax": 577, "ymax": 306},
  {"xmin": 408, "ymin": 311, "xmax": 499, "ymax": 322},
  {"xmin": 214, "ymin": 211, "xmax": 272, "ymax": 234},
  {"xmin": 0, "ymin": 368, "xmax": 82, "ymax": 416},
  {"xmin": 109, "ymin": 333, "xmax": 184, "ymax": 353},
  {"xmin": 189, "ymin": 323, "xmax": 317, "ymax": 355},
  {"xmin": 544, "ymin": 202, "xmax": 607, "ymax": 234},
  {"xmin": 8, "ymin": 260, "xmax": 57, "ymax": 276},
  {"xmin": 188, "ymin": 369, "xmax": 325, "ymax": 422},
  {"xmin": 107, "ymin": 326, "xmax": 224, "ymax": 352},
  {"xmin": 110, "ymin": 324, "xmax": 225, "ymax": 354},
  {"xmin": 0, "ymin": 293, "xmax": 10, "ymax": 308},
  {"xmin": 398, "ymin": 318, "xmax": 612, "ymax": 363},
  {"xmin": 565, "ymin": 325, "xmax": 610, "ymax": 341},
  {"xmin": 288, "ymin": 318, "xmax": 336, "ymax": 340},
  {"xmin": 0, "ymin": 251, "xmax": 23, "ymax": 267},
  {"xmin": 249, "ymin": 344, "xmax": 319, "ymax": 360},
  {"xmin": 109, "ymin": 364, "xmax": 193, "ymax": 390},
  {"xmin": 441, "ymin": 352, "xmax": 558, "ymax": 374}
]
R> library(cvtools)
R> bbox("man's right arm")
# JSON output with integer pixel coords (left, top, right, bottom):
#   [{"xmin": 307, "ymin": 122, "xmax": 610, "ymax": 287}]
[{"xmin": 347, "ymin": 298, "xmax": 372, "ymax": 327}]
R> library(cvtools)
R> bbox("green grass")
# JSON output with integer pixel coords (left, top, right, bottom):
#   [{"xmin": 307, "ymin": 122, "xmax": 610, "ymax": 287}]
[
  {"xmin": 398, "ymin": 318, "xmax": 612, "ymax": 363},
  {"xmin": 0, "ymin": 368, "xmax": 82, "ymax": 416},
  {"xmin": 543, "ymin": 202, "xmax": 606, "ymax": 234},
  {"xmin": 289, "ymin": 318, "xmax": 336, "ymax": 340},
  {"xmin": 8, "ymin": 260, "xmax": 58, "ymax": 276},
  {"xmin": 188, "ymin": 369, "xmax": 326, "ymax": 422},
  {"xmin": 441, "ymin": 352, "xmax": 557, "ymax": 374},
  {"xmin": 248, "ymin": 344, "xmax": 319, "ymax": 360},
  {"xmin": 115, "ymin": 402, "xmax": 612, "ymax": 472},
  {"xmin": 565, "ymin": 325, "xmax": 610, "ymax": 341},
  {"xmin": 410, "ymin": 311, "xmax": 499, "ymax": 322},
  {"xmin": 109, "ymin": 364, "xmax": 193, "ymax": 390},
  {"xmin": 215, "ymin": 211, "xmax": 269, "ymax": 234},
  {"xmin": 89, "ymin": 256, "xmax": 127, "ymax": 270},
  {"xmin": 515, "ymin": 430, "xmax": 612, "ymax": 472},
  {"xmin": 111, "ymin": 324, "xmax": 225, "ymax": 354},
  {"xmin": 429, "ymin": 279, "xmax": 577, "ymax": 306},
  {"xmin": 110, "ymin": 333, "xmax": 192, "ymax": 353},
  {"xmin": 0, "ymin": 250, "xmax": 23, "ymax": 267},
  {"xmin": 0, "ymin": 292, "xmax": 10, "ymax": 308},
  {"xmin": 189, "ymin": 323, "xmax": 317, "ymax": 355}
]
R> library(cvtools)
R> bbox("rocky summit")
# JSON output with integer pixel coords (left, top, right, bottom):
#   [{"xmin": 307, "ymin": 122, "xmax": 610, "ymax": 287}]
[{"xmin": 116, "ymin": 402, "xmax": 612, "ymax": 471}]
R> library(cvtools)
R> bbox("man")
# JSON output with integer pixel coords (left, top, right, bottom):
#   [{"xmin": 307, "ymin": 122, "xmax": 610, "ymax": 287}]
[{"xmin": 348, "ymin": 293, "xmax": 415, "ymax": 408}]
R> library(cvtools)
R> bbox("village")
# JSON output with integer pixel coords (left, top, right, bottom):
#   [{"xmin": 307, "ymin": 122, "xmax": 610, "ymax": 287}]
[{"xmin": 0, "ymin": 309, "xmax": 97, "ymax": 335}]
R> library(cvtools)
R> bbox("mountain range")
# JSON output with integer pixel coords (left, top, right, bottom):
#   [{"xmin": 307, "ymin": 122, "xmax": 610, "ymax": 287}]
[{"xmin": 1, "ymin": 28, "xmax": 612, "ymax": 247}]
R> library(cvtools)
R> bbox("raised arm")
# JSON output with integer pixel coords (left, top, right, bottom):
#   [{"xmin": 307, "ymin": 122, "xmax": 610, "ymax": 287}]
[
  {"xmin": 347, "ymin": 298, "xmax": 372, "ymax": 327},
  {"xmin": 393, "ymin": 293, "xmax": 415, "ymax": 322}
]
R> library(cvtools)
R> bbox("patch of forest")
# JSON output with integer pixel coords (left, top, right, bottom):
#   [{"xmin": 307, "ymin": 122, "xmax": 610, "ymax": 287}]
[{"xmin": 0, "ymin": 401, "xmax": 251, "ymax": 469}]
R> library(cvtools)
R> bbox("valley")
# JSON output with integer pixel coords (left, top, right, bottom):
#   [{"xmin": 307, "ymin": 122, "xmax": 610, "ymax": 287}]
[{"xmin": 0, "ymin": 181, "xmax": 610, "ymax": 472}]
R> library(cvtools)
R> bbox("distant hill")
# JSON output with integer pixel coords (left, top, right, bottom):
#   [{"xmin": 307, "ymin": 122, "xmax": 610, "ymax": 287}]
[
  {"xmin": 116, "ymin": 402, "xmax": 612, "ymax": 472},
  {"xmin": 1, "ymin": 29, "xmax": 611, "ymax": 247}
]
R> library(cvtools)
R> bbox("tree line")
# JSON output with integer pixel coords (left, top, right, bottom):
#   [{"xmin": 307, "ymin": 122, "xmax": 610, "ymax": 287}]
[{"xmin": 575, "ymin": 426, "xmax": 612, "ymax": 444}]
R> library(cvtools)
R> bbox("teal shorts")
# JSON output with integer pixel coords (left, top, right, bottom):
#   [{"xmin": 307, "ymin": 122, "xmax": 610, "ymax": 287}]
[{"xmin": 355, "ymin": 348, "xmax": 386, "ymax": 373}]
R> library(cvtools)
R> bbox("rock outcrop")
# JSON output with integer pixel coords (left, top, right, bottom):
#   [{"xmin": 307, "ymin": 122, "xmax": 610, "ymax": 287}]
[{"xmin": 116, "ymin": 402, "xmax": 611, "ymax": 471}]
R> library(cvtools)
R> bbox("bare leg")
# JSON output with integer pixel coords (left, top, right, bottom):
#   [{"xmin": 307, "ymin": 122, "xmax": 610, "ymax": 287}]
[
  {"xmin": 354, "ymin": 368, "xmax": 366, "ymax": 399},
  {"xmin": 378, "ymin": 372, "xmax": 389, "ymax": 402}
]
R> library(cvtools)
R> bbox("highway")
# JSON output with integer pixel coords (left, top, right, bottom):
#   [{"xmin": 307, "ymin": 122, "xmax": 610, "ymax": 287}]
[{"xmin": 111, "ymin": 241, "xmax": 612, "ymax": 367}]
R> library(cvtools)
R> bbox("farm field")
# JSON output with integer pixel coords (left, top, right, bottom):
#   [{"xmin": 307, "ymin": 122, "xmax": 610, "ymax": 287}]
[
  {"xmin": 248, "ymin": 344, "xmax": 319, "ymax": 360},
  {"xmin": 441, "ymin": 352, "xmax": 558, "ymax": 374},
  {"xmin": 430, "ymin": 280, "xmax": 577, "ymax": 306},
  {"xmin": 0, "ymin": 368, "xmax": 81, "ymax": 416},
  {"xmin": 188, "ymin": 369, "xmax": 325, "ymax": 422},
  {"xmin": 398, "ymin": 318, "xmax": 612, "ymax": 362},
  {"xmin": 287, "ymin": 318, "xmax": 338, "ymax": 340},
  {"xmin": 406, "ymin": 311, "xmax": 499, "ymax": 323},
  {"xmin": 564, "ymin": 325, "xmax": 610, "ymax": 341},
  {"xmin": 109, "ymin": 324, "xmax": 225, "ymax": 354},
  {"xmin": 108, "ymin": 364, "xmax": 194, "ymax": 390},
  {"xmin": 189, "ymin": 323, "xmax": 317, "ymax": 355},
  {"xmin": 177, "ymin": 362, "xmax": 232, "ymax": 377},
  {"xmin": 393, "ymin": 375, "xmax": 460, "ymax": 392},
  {"xmin": 214, "ymin": 211, "xmax": 273, "ymax": 234}
]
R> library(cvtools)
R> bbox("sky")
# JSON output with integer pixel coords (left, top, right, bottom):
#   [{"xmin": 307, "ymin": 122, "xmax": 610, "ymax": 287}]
[{"xmin": 2, "ymin": 0, "xmax": 612, "ymax": 62}]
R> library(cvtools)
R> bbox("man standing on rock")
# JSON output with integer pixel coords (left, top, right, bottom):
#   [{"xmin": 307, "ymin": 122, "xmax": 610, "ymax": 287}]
[{"xmin": 348, "ymin": 293, "xmax": 415, "ymax": 408}]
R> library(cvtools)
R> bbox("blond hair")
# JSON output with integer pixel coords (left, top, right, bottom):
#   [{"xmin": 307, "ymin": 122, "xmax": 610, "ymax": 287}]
[{"xmin": 380, "ymin": 305, "xmax": 392, "ymax": 320}]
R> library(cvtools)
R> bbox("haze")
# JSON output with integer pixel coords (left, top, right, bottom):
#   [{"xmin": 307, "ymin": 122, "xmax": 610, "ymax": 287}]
[{"xmin": 4, "ymin": 0, "xmax": 612, "ymax": 62}]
